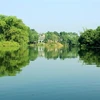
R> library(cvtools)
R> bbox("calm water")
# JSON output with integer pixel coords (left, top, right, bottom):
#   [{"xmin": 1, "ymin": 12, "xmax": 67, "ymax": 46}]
[{"xmin": 0, "ymin": 47, "xmax": 100, "ymax": 100}]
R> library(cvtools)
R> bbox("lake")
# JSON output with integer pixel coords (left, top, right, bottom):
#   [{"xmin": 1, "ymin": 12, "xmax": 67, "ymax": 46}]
[{"xmin": 0, "ymin": 46, "xmax": 100, "ymax": 100}]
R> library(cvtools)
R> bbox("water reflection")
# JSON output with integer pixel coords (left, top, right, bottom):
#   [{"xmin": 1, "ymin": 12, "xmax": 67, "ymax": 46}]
[
  {"xmin": 0, "ymin": 46, "xmax": 100, "ymax": 77},
  {"xmin": 59, "ymin": 47, "xmax": 78, "ymax": 59},
  {"xmin": 29, "ymin": 46, "xmax": 78, "ymax": 60},
  {"xmin": 0, "ymin": 48, "xmax": 29, "ymax": 77},
  {"xmin": 78, "ymin": 48, "xmax": 100, "ymax": 67},
  {"xmin": 44, "ymin": 46, "xmax": 78, "ymax": 60},
  {"xmin": 29, "ymin": 46, "xmax": 38, "ymax": 61}
]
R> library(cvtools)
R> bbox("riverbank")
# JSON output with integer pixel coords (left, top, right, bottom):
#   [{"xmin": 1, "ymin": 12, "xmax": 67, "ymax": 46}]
[{"xmin": 29, "ymin": 42, "xmax": 63, "ymax": 50}]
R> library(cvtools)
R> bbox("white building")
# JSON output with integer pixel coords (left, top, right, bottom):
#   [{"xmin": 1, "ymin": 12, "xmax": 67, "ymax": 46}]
[{"xmin": 38, "ymin": 34, "xmax": 45, "ymax": 43}]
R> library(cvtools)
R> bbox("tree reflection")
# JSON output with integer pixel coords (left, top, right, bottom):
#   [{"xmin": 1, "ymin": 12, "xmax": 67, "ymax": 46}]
[
  {"xmin": 78, "ymin": 48, "xmax": 100, "ymax": 67},
  {"xmin": 0, "ymin": 48, "xmax": 29, "ymax": 77},
  {"xmin": 44, "ymin": 46, "xmax": 78, "ymax": 60},
  {"xmin": 44, "ymin": 48, "xmax": 60, "ymax": 59},
  {"xmin": 0, "ymin": 46, "xmax": 79, "ymax": 77},
  {"xmin": 59, "ymin": 46, "xmax": 78, "ymax": 60},
  {"xmin": 29, "ymin": 46, "xmax": 38, "ymax": 61}
]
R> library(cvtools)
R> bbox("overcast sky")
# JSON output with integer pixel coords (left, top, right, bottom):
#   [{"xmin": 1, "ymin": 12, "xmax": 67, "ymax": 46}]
[{"xmin": 0, "ymin": 0, "xmax": 100, "ymax": 33}]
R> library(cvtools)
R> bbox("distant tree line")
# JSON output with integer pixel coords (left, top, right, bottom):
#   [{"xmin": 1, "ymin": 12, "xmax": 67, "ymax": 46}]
[
  {"xmin": 44, "ymin": 31, "xmax": 79, "ymax": 46},
  {"xmin": 0, "ymin": 14, "xmax": 79, "ymax": 46},
  {"xmin": 0, "ymin": 14, "xmax": 100, "ymax": 48},
  {"xmin": 30, "ymin": 27, "xmax": 100, "ymax": 49}
]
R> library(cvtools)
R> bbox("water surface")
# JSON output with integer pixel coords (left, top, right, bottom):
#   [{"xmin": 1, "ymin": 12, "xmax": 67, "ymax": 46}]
[{"xmin": 0, "ymin": 47, "xmax": 100, "ymax": 100}]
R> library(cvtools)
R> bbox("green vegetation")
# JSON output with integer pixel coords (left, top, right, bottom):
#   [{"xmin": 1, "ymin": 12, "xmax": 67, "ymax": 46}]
[
  {"xmin": 44, "ymin": 31, "xmax": 79, "ymax": 46},
  {"xmin": 78, "ymin": 26, "xmax": 100, "ymax": 66},
  {"xmin": 45, "ymin": 42, "xmax": 63, "ymax": 50},
  {"xmin": 78, "ymin": 26, "xmax": 100, "ymax": 49},
  {"xmin": 44, "ymin": 31, "xmax": 60, "ymax": 43},
  {"xmin": 0, "ymin": 14, "xmax": 100, "ymax": 77},
  {"xmin": 0, "ymin": 41, "xmax": 20, "ymax": 48},
  {"xmin": 0, "ymin": 14, "xmax": 79, "ymax": 47},
  {"xmin": 0, "ymin": 14, "xmax": 100, "ymax": 63},
  {"xmin": 29, "ymin": 29, "xmax": 38, "ymax": 44},
  {"xmin": 59, "ymin": 32, "xmax": 79, "ymax": 46},
  {"xmin": 1, "ymin": 14, "xmax": 100, "ymax": 49},
  {"xmin": 0, "ymin": 14, "xmax": 29, "ymax": 46}
]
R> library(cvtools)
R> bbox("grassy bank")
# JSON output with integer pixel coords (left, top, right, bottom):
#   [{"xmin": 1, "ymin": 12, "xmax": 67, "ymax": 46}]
[
  {"xmin": 45, "ymin": 42, "xmax": 63, "ymax": 50},
  {"xmin": 29, "ymin": 42, "xmax": 63, "ymax": 49}
]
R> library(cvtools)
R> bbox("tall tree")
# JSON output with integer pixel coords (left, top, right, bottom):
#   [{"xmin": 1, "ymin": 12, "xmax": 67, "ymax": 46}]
[
  {"xmin": 0, "ymin": 15, "xmax": 29, "ymax": 45},
  {"xmin": 78, "ymin": 26, "xmax": 100, "ymax": 48}
]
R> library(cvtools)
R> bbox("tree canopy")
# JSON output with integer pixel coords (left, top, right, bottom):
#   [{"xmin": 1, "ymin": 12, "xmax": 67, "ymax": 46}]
[
  {"xmin": 0, "ymin": 14, "xmax": 29, "ymax": 45},
  {"xmin": 29, "ymin": 29, "xmax": 38, "ymax": 43},
  {"xmin": 44, "ymin": 31, "xmax": 79, "ymax": 46},
  {"xmin": 78, "ymin": 26, "xmax": 100, "ymax": 48}
]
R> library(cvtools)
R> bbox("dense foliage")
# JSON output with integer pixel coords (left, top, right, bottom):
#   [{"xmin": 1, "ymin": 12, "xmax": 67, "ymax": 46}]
[
  {"xmin": 44, "ymin": 31, "xmax": 60, "ymax": 43},
  {"xmin": 0, "ymin": 41, "xmax": 20, "ymax": 48},
  {"xmin": 78, "ymin": 26, "xmax": 100, "ymax": 48},
  {"xmin": 29, "ymin": 29, "xmax": 38, "ymax": 44},
  {"xmin": 44, "ymin": 31, "xmax": 79, "ymax": 46},
  {"xmin": 0, "ymin": 14, "xmax": 79, "ymax": 47},
  {"xmin": 1, "ymin": 14, "xmax": 100, "ymax": 77},
  {"xmin": 59, "ymin": 32, "xmax": 79, "ymax": 45},
  {"xmin": 0, "ymin": 15, "xmax": 29, "ymax": 45}
]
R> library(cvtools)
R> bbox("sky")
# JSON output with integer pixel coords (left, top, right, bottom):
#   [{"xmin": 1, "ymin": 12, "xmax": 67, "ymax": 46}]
[{"xmin": 0, "ymin": 0, "xmax": 100, "ymax": 33}]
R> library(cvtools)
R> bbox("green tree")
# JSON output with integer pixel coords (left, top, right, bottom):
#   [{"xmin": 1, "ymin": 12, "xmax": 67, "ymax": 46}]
[
  {"xmin": 44, "ymin": 31, "xmax": 59, "ymax": 43},
  {"xmin": 29, "ymin": 29, "xmax": 38, "ymax": 43},
  {"xmin": 60, "ymin": 32, "xmax": 79, "ymax": 46},
  {"xmin": 0, "ymin": 14, "xmax": 29, "ymax": 45},
  {"xmin": 78, "ymin": 26, "xmax": 100, "ymax": 48}
]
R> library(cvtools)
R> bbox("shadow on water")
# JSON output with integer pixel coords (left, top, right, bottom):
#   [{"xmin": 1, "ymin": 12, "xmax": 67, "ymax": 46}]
[{"xmin": 0, "ymin": 46, "xmax": 100, "ymax": 77}]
